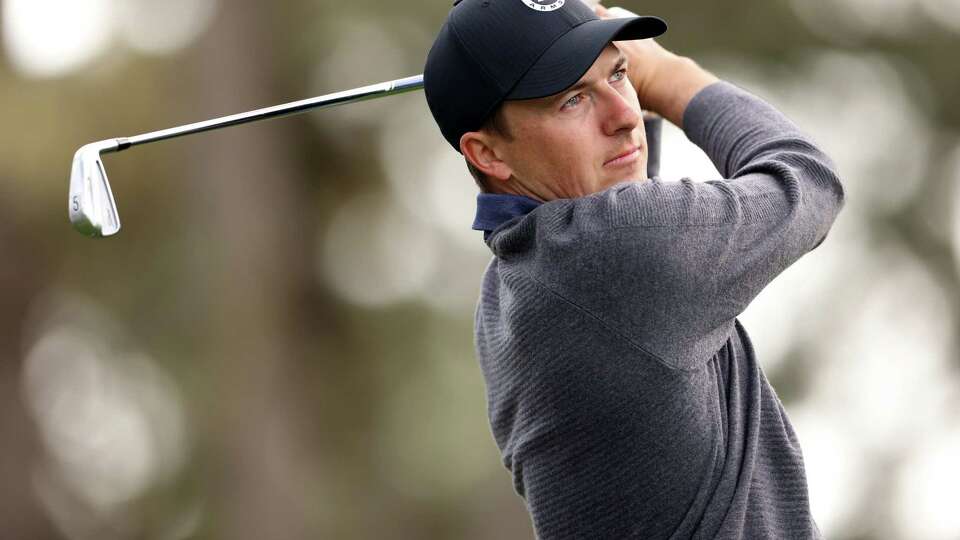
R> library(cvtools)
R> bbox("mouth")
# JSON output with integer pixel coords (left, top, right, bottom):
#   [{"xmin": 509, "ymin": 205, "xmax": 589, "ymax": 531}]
[{"xmin": 603, "ymin": 146, "xmax": 641, "ymax": 168}]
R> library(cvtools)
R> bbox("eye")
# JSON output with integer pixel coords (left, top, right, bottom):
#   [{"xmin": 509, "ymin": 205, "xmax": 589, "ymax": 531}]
[
  {"xmin": 562, "ymin": 94, "xmax": 583, "ymax": 110},
  {"xmin": 561, "ymin": 69, "xmax": 629, "ymax": 111}
]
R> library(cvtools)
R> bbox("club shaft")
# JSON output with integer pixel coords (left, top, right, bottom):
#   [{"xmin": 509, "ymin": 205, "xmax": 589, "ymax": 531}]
[
  {"xmin": 119, "ymin": 7, "xmax": 641, "ymax": 150},
  {"xmin": 121, "ymin": 75, "xmax": 425, "ymax": 149}
]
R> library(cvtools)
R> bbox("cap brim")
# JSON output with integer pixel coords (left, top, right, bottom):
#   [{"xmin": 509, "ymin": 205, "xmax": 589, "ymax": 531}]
[{"xmin": 505, "ymin": 16, "xmax": 667, "ymax": 101}]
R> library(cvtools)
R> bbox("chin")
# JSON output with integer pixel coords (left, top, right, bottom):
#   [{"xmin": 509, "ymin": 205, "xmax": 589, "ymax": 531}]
[
  {"xmin": 595, "ymin": 177, "xmax": 631, "ymax": 194},
  {"xmin": 612, "ymin": 165, "xmax": 646, "ymax": 184}
]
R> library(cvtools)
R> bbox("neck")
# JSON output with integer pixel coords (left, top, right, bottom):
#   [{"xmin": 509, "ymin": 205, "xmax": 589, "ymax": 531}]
[{"xmin": 487, "ymin": 177, "xmax": 553, "ymax": 202}]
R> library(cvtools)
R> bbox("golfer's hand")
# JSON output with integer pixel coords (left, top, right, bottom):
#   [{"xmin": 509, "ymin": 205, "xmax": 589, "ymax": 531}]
[
  {"xmin": 593, "ymin": 4, "xmax": 680, "ymax": 110},
  {"xmin": 594, "ymin": 3, "xmax": 720, "ymax": 128}
]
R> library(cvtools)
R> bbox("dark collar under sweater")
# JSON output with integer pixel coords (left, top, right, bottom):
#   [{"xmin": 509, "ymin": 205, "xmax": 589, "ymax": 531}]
[{"xmin": 472, "ymin": 193, "xmax": 543, "ymax": 241}]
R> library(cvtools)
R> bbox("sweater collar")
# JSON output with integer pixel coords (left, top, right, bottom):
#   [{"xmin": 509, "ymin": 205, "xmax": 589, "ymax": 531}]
[{"xmin": 472, "ymin": 193, "xmax": 543, "ymax": 241}]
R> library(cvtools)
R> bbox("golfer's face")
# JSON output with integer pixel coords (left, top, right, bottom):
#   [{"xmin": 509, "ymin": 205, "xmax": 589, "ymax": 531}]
[{"xmin": 501, "ymin": 43, "xmax": 647, "ymax": 198}]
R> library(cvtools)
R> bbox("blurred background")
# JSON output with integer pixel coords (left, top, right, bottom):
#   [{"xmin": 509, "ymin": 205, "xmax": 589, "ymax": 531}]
[{"xmin": 1, "ymin": 0, "xmax": 958, "ymax": 538}]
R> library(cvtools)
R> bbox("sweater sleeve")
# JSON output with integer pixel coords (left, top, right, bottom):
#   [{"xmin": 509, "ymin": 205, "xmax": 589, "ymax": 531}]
[{"xmin": 493, "ymin": 81, "xmax": 846, "ymax": 371}]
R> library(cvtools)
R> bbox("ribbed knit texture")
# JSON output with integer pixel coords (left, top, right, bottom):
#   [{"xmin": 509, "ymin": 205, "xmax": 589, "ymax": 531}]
[{"xmin": 473, "ymin": 81, "xmax": 845, "ymax": 539}]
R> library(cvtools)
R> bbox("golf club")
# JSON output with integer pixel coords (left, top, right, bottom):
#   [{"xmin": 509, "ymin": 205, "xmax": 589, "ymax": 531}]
[{"xmin": 67, "ymin": 5, "xmax": 656, "ymax": 237}]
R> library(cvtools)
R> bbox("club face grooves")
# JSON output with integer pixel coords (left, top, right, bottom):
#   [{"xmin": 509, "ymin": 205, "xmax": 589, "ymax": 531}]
[{"xmin": 68, "ymin": 140, "xmax": 121, "ymax": 237}]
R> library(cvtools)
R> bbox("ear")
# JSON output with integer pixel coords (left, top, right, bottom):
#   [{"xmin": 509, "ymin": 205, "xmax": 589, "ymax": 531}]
[{"xmin": 460, "ymin": 131, "xmax": 513, "ymax": 182}]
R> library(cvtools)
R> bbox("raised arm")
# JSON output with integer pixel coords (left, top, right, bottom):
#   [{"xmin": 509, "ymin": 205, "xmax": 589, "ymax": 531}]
[{"xmin": 490, "ymin": 80, "xmax": 846, "ymax": 371}]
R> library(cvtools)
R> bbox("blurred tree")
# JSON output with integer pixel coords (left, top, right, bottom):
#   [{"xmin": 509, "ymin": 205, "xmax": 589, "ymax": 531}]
[
  {"xmin": 0, "ymin": 196, "xmax": 59, "ymax": 538},
  {"xmin": 184, "ymin": 0, "xmax": 318, "ymax": 538}
]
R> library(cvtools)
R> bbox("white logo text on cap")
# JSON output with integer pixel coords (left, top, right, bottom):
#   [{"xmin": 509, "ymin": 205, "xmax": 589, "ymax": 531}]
[{"xmin": 521, "ymin": 0, "xmax": 565, "ymax": 12}]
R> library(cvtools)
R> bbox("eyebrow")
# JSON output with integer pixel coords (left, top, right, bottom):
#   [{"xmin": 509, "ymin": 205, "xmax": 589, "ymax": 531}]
[{"xmin": 552, "ymin": 53, "xmax": 628, "ymax": 104}]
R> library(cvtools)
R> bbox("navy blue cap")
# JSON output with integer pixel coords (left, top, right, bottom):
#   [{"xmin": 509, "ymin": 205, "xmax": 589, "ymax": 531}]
[{"xmin": 423, "ymin": 0, "xmax": 667, "ymax": 153}]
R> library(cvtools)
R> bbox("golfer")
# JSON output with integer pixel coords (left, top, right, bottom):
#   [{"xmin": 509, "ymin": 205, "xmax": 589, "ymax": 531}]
[{"xmin": 424, "ymin": 1, "xmax": 845, "ymax": 538}]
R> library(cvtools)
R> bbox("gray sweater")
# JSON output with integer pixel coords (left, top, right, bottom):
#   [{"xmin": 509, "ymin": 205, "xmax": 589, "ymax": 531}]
[{"xmin": 472, "ymin": 81, "xmax": 845, "ymax": 539}]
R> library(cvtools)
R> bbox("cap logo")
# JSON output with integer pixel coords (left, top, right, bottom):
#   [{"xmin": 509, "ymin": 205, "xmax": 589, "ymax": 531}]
[{"xmin": 520, "ymin": 0, "xmax": 565, "ymax": 12}]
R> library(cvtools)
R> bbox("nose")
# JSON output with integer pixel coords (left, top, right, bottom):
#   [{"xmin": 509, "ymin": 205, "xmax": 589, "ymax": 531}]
[{"xmin": 600, "ymin": 85, "xmax": 641, "ymax": 137}]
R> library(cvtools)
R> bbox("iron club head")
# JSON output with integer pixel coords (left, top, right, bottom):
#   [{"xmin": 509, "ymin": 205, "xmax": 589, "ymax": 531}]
[{"xmin": 68, "ymin": 140, "xmax": 121, "ymax": 237}]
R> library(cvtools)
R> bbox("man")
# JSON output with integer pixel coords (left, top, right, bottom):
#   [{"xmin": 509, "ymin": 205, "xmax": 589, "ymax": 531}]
[{"xmin": 423, "ymin": 1, "xmax": 845, "ymax": 538}]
